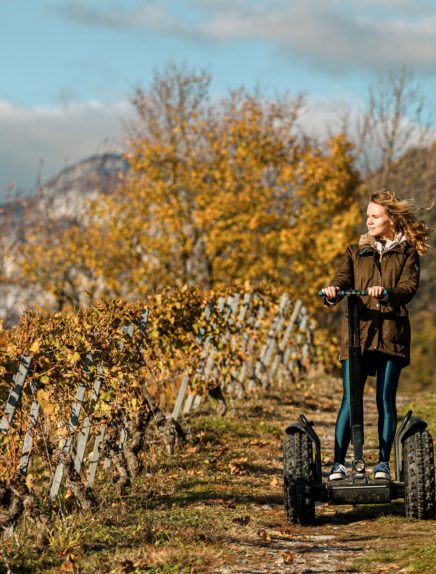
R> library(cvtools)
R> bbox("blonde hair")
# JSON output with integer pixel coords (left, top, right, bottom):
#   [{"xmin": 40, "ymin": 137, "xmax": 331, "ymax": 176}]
[{"xmin": 370, "ymin": 190, "xmax": 432, "ymax": 255}]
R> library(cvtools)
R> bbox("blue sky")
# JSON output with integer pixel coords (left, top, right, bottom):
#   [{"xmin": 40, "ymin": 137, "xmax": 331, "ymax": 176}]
[{"xmin": 1, "ymin": 0, "xmax": 436, "ymax": 195}]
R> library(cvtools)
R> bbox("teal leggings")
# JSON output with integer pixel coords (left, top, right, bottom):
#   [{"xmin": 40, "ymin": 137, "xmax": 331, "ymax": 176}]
[{"xmin": 334, "ymin": 352, "xmax": 403, "ymax": 464}]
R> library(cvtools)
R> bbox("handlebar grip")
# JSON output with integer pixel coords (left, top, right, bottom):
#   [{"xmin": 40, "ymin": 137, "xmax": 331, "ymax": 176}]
[{"xmin": 319, "ymin": 289, "xmax": 388, "ymax": 298}]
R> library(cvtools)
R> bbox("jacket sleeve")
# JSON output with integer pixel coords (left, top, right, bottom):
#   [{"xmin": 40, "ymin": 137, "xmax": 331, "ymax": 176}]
[
  {"xmin": 386, "ymin": 248, "xmax": 420, "ymax": 306},
  {"xmin": 323, "ymin": 245, "xmax": 355, "ymax": 307},
  {"xmin": 332, "ymin": 245, "xmax": 355, "ymax": 288}
]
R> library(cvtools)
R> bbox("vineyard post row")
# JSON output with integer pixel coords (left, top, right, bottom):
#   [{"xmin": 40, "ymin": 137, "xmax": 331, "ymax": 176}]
[
  {"xmin": 173, "ymin": 293, "xmax": 311, "ymax": 419},
  {"xmin": 0, "ymin": 291, "xmax": 315, "ymax": 518}
]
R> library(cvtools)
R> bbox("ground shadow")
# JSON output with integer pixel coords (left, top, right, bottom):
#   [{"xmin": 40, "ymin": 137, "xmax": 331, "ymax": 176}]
[
  {"xmin": 120, "ymin": 485, "xmax": 285, "ymax": 510},
  {"xmin": 242, "ymin": 463, "xmax": 280, "ymax": 476},
  {"xmin": 315, "ymin": 500, "xmax": 405, "ymax": 525}
]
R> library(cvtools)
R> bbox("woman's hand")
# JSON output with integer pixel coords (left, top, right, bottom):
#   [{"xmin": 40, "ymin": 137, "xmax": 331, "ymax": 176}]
[
  {"xmin": 367, "ymin": 286, "xmax": 386, "ymax": 299},
  {"xmin": 321, "ymin": 286, "xmax": 339, "ymax": 300}
]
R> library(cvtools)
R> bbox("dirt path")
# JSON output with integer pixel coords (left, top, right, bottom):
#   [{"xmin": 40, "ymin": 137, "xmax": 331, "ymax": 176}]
[
  {"xmin": 178, "ymin": 370, "xmax": 433, "ymax": 574},
  {"xmin": 204, "ymin": 373, "xmax": 407, "ymax": 574}
]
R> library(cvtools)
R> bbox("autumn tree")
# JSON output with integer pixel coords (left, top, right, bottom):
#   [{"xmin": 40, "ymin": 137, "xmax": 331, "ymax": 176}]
[
  {"xmin": 88, "ymin": 65, "xmax": 361, "ymax": 304},
  {"xmin": 336, "ymin": 69, "xmax": 435, "ymax": 313},
  {"xmin": 15, "ymin": 65, "xmax": 361, "ymax": 311},
  {"xmin": 279, "ymin": 136, "xmax": 361, "ymax": 290}
]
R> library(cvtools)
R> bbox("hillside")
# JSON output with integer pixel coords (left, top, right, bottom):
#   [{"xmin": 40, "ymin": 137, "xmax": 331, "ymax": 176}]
[{"xmin": 26, "ymin": 152, "xmax": 128, "ymax": 222}]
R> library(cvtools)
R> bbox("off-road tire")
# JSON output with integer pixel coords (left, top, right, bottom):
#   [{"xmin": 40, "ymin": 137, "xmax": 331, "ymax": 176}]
[
  {"xmin": 283, "ymin": 431, "xmax": 315, "ymax": 525},
  {"xmin": 404, "ymin": 429, "xmax": 435, "ymax": 519}
]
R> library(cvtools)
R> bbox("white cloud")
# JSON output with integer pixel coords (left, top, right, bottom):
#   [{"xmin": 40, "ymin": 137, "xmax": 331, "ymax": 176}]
[
  {"xmin": 198, "ymin": 4, "xmax": 436, "ymax": 73},
  {"xmin": 57, "ymin": 0, "xmax": 436, "ymax": 73},
  {"xmin": 354, "ymin": 0, "xmax": 433, "ymax": 10},
  {"xmin": 0, "ymin": 99, "xmax": 133, "ymax": 196},
  {"xmin": 59, "ymin": 2, "xmax": 176, "ymax": 32},
  {"xmin": 0, "ymin": 92, "xmax": 341, "ymax": 199}
]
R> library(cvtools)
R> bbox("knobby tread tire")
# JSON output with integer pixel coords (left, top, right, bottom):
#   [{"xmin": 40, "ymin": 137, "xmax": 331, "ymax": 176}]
[
  {"xmin": 404, "ymin": 430, "xmax": 435, "ymax": 519},
  {"xmin": 283, "ymin": 432, "xmax": 315, "ymax": 525}
]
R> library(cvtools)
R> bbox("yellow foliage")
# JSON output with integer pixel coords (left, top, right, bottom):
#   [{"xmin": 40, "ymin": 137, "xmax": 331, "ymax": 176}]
[
  {"xmin": 14, "ymin": 67, "xmax": 361, "ymax": 314},
  {"xmin": 1, "ymin": 286, "xmax": 311, "ymax": 481},
  {"xmin": 85, "ymin": 86, "xmax": 360, "ymax": 307}
]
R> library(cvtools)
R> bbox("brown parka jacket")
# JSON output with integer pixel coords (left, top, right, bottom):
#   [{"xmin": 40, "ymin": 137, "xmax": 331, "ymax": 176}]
[{"xmin": 329, "ymin": 234, "xmax": 420, "ymax": 366}]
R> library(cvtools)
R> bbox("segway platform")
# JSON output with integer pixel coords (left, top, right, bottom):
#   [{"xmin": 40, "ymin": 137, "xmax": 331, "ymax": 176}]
[{"xmin": 327, "ymin": 476, "xmax": 401, "ymax": 505}]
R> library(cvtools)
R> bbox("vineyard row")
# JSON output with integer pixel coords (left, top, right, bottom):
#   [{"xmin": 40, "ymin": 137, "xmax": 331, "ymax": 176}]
[{"xmin": 0, "ymin": 287, "xmax": 325, "ymax": 534}]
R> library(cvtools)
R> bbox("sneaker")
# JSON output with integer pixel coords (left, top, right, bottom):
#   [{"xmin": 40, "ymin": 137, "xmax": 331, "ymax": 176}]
[
  {"xmin": 374, "ymin": 461, "xmax": 390, "ymax": 480},
  {"xmin": 329, "ymin": 462, "xmax": 348, "ymax": 481}
]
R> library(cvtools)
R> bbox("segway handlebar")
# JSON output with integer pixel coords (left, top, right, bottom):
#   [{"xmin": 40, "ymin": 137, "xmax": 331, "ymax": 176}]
[{"xmin": 318, "ymin": 288, "xmax": 388, "ymax": 298}]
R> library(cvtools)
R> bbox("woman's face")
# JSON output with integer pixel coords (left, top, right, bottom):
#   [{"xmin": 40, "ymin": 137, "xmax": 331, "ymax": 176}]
[{"xmin": 366, "ymin": 202, "xmax": 394, "ymax": 239}]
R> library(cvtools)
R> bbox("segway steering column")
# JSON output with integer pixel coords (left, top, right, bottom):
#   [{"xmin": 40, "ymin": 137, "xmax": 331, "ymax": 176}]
[{"xmin": 347, "ymin": 292, "xmax": 365, "ymax": 475}]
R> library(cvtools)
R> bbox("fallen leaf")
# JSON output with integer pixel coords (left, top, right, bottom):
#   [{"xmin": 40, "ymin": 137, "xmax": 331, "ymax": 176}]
[
  {"xmin": 64, "ymin": 488, "xmax": 74, "ymax": 500},
  {"xmin": 283, "ymin": 551, "xmax": 295, "ymax": 564},
  {"xmin": 59, "ymin": 554, "xmax": 75, "ymax": 572},
  {"xmin": 270, "ymin": 476, "xmax": 280, "ymax": 487},
  {"xmin": 25, "ymin": 473, "xmax": 34, "ymax": 492},
  {"xmin": 258, "ymin": 528, "xmax": 271, "ymax": 541}
]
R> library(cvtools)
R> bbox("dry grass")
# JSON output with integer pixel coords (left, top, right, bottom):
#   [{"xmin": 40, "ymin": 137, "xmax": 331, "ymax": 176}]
[{"xmin": 1, "ymin": 375, "xmax": 435, "ymax": 573}]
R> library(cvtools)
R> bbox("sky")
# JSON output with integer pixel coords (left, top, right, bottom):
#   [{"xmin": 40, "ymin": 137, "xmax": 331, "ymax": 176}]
[{"xmin": 1, "ymin": 0, "xmax": 436, "ymax": 196}]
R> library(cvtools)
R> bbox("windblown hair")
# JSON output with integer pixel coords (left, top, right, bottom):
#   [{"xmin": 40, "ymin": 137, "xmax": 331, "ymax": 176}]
[{"xmin": 370, "ymin": 190, "xmax": 432, "ymax": 255}]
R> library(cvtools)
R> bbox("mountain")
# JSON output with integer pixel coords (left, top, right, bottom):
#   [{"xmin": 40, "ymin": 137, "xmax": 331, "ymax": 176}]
[
  {"xmin": 0, "ymin": 153, "xmax": 129, "ymax": 325},
  {"xmin": 28, "ymin": 153, "xmax": 129, "ymax": 221}
]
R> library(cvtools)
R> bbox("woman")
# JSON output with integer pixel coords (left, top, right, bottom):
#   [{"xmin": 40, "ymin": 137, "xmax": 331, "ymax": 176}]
[{"xmin": 322, "ymin": 190, "xmax": 431, "ymax": 481}]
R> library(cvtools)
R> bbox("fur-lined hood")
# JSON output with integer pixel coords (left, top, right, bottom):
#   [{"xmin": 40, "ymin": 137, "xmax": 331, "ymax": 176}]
[{"xmin": 358, "ymin": 233, "xmax": 408, "ymax": 257}]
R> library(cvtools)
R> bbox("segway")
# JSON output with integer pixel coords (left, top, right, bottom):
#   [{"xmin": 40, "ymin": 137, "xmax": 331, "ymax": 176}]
[{"xmin": 283, "ymin": 289, "xmax": 435, "ymax": 524}]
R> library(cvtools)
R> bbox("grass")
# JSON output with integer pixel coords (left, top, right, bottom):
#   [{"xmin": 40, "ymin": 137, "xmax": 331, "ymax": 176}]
[
  {"xmin": 1, "ymin": 401, "xmax": 284, "ymax": 573},
  {"xmin": 400, "ymin": 392, "xmax": 436, "ymax": 437},
  {"xmin": 352, "ymin": 517, "xmax": 436, "ymax": 573},
  {"xmin": 1, "ymin": 378, "xmax": 435, "ymax": 573}
]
